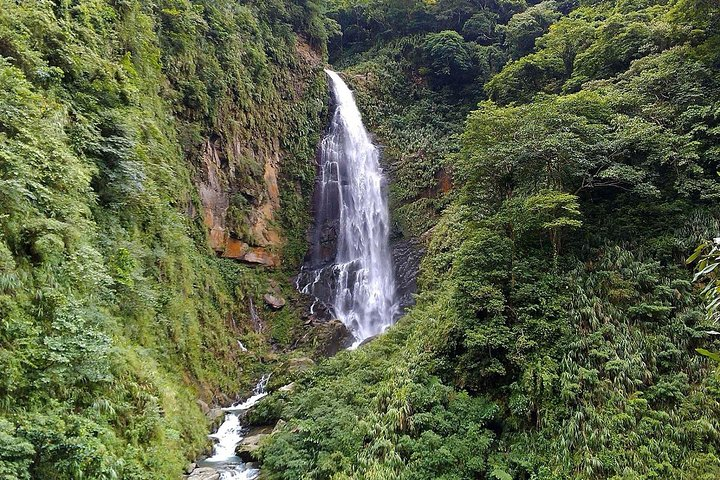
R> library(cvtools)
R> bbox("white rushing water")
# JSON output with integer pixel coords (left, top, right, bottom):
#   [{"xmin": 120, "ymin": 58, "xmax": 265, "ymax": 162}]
[
  {"xmin": 201, "ymin": 375, "xmax": 270, "ymax": 480},
  {"xmin": 298, "ymin": 70, "xmax": 398, "ymax": 344}
]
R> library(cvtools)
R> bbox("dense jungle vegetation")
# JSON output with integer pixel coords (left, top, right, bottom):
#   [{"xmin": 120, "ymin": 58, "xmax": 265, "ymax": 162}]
[
  {"xmin": 256, "ymin": 0, "xmax": 720, "ymax": 479},
  {"xmin": 2, "ymin": 0, "xmax": 720, "ymax": 479},
  {"xmin": 0, "ymin": 0, "xmax": 331, "ymax": 478}
]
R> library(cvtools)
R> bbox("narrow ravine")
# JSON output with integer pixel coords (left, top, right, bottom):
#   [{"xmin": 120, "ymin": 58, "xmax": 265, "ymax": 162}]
[{"xmin": 297, "ymin": 69, "xmax": 398, "ymax": 345}]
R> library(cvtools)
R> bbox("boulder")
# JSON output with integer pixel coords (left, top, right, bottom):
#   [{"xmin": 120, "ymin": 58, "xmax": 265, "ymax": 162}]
[
  {"xmin": 186, "ymin": 467, "xmax": 219, "ymax": 480},
  {"xmin": 272, "ymin": 419, "xmax": 287, "ymax": 434},
  {"xmin": 185, "ymin": 463, "xmax": 197, "ymax": 474},
  {"xmin": 242, "ymin": 248, "xmax": 278, "ymax": 267},
  {"xmin": 235, "ymin": 426, "xmax": 274, "ymax": 462},
  {"xmin": 196, "ymin": 399, "xmax": 210, "ymax": 415},
  {"xmin": 278, "ymin": 383, "xmax": 295, "ymax": 393},
  {"xmin": 314, "ymin": 319, "xmax": 354, "ymax": 356},
  {"xmin": 207, "ymin": 408, "xmax": 224, "ymax": 423},
  {"xmin": 263, "ymin": 293, "xmax": 286, "ymax": 309}
]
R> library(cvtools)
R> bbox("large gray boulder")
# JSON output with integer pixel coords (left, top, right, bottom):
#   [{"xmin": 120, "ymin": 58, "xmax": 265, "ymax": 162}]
[
  {"xmin": 263, "ymin": 292, "xmax": 286, "ymax": 309},
  {"xmin": 185, "ymin": 467, "xmax": 220, "ymax": 480},
  {"xmin": 235, "ymin": 425, "xmax": 274, "ymax": 462},
  {"xmin": 315, "ymin": 319, "xmax": 354, "ymax": 356}
]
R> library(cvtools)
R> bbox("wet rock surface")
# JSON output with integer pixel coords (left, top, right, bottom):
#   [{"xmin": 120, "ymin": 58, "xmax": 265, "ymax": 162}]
[
  {"xmin": 285, "ymin": 291, "xmax": 354, "ymax": 356},
  {"xmin": 207, "ymin": 408, "xmax": 224, "ymax": 424},
  {"xmin": 313, "ymin": 319, "xmax": 354, "ymax": 355},
  {"xmin": 185, "ymin": 466, "xmax": 220, "ymax": 480},
  {"xmin": 391, "ymin": 237, "xmax": 424, "ymax": 313},
  {"xmin": 235, "ymin": 426, "xmax": 274, "ymax": 462},
  {"xmin": 358, "ymin": 334, "xmax": 378, "ymax": 348}
]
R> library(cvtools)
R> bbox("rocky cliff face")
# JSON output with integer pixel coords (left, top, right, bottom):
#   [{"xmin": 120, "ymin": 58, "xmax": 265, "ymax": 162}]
[
  {"xmin": 196, "ymin": 39, "xmax": 325, "ymax": 269},
  {"xmin": 199, "ymin": 135, "xmax": 281, "ymax": 266}
]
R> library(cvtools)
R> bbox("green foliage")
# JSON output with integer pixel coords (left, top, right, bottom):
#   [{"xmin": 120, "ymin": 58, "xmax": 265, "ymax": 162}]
[
  {"xmin": 260, "ymin": 0, "xmax": 720, "ymax": 478},
  {"xmin": 462, "ymin": 9, "xmax": 498, "ymax": 44},
  {"xmin": 690, "ymin": 239, "xmax": 720, "ymax": 322},
  {"xmin": 421, "ymin": 30, "xmax": 476, "ymax": 80},
  {"xmin": 3, "ymin": 0, "xmax": 719, "ymax": 476},
  {"xmin": 0, "ymin": 0, "xmax": 327, "ymax": 477},
  {"xmin": 0, "ymin": 419, "xmax": 33, "ymax": 480},
  {"xmin": 259, "ymin": 327, "xmax": 498, "ymax": 479},
  {"xmin": 501, "ymin": 0, "xmax": 563, "ymax": 59},
  {"xmin": 486, "ymin": 0, "xmax": 720, "ymax": 103}
]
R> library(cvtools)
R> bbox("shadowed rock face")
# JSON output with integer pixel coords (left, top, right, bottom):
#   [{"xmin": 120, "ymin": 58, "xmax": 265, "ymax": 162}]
[
  {"xmin": 304, "ymin": 91, "xmax": 340, "ymax": 271},
  {"xmin": 391, "ymin": 238, "xmax": 424, "ymax": 313},
  {"xmin": 313, "ymin": 319, "xmax": 354, "ymax": 356},
  {"xmin": 294, "ymin": 86, "xmax": 341, "ymax": 324}
]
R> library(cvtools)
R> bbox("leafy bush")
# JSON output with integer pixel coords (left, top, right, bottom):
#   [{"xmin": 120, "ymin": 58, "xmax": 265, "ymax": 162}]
[{"xmin": 421, "ymin": 30, "xmax": 476, "ymax": 81}]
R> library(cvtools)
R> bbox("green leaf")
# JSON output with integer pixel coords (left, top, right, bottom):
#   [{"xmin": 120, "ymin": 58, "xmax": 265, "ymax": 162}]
[
  {"xmin": 491, "ymin": 468, "xmax": 513, "ymax": 480},
  {"xmin": 696, "ymin": 348, "xmax": 720, "ymax": 364}
]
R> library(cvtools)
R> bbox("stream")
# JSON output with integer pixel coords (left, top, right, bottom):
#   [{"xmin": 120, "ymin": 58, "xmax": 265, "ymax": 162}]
[{"xmin": 189, "ymin": 375, "xmax": 270, "ymax": 480}]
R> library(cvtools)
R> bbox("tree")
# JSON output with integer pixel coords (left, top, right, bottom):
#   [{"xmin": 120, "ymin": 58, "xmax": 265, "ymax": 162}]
[
  {"xmin": 421, "ymin": 30, "xmax": 476, "ymax": 82},
  {"xmin": 502, "ymin": 1, "xmax": 561, "ymax": 58},
  {"xmin": 523, "ymin": 190, "xmax": 582, "ymax": 267},
  {"xmin": 462, "ymin": 9, "xmax": 498, "ymax": 44}
]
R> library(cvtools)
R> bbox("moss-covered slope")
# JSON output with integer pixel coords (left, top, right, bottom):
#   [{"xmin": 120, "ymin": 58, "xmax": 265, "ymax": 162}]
[{"xmin": 0, "ymin": 1, "xmax": 329, "ymax": 478}]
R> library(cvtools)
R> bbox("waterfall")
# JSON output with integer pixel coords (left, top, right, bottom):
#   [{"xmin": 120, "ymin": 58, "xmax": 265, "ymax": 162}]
[{"xmin": 298, "ymin": 70, "xmax": 398, "ymax": 344}]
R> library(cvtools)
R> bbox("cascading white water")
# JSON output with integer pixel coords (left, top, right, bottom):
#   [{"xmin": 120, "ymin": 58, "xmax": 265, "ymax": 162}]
[
  {"xmin": 298, "ymin": 70, "xmax": 398, "ymax": 343},
  {"xmin": 199, "ymin": 375, "xmax": 270, "ymax": 480}
]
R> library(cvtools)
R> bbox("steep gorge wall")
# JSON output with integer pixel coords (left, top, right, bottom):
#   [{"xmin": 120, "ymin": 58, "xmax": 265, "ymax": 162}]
[
  {"xmin": 197, "ymin": 40, "xmax": 326, "ymax": 268},
  {"xmin": 0, "ymin": 1, "xmax": 328, "ymax": 478}
]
